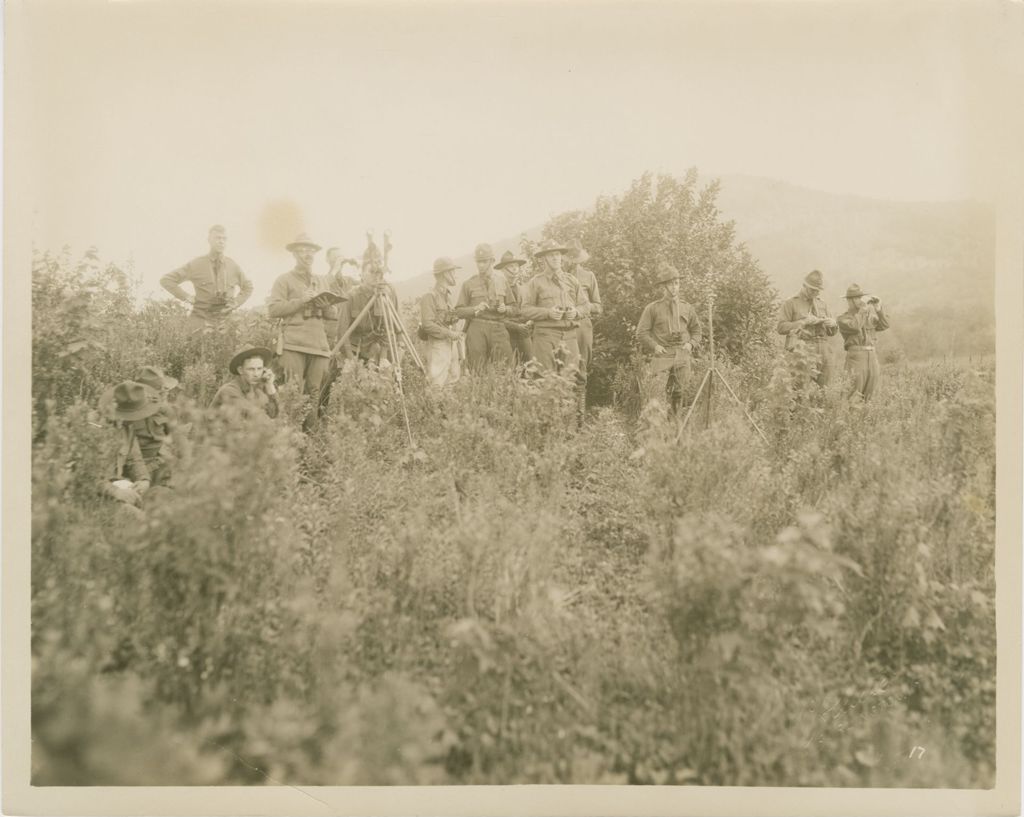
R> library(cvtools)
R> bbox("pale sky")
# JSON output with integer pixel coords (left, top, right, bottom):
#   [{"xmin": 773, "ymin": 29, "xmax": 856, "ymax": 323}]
[{"xmin": 17, "ymin": 0, "xmax": 1009, "ymax": 300}]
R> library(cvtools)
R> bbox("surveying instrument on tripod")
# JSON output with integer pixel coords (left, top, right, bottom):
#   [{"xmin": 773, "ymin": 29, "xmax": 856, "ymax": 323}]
[
  {"xmin": 675, "ymin": 290, "xmax": 769, "ymax": 445},
  {"xmin": 330, "ymin": 231, "xmax": 424, "ymax": 448}
]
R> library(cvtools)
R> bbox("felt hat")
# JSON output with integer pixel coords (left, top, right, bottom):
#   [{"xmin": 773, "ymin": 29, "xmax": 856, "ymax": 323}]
[
  {"xmin": 433, "ymin": 257, "xmax": 460, "ymax": 276},
  {"xmin": 286, "ymin": 233, "xmax": 322, "ymax": 252},
  {"xmin": 135, "ymin": 365, "xmax": 178, "ymax": 393},
  {"xmin": 655, "ymin": 261, "xmax": 681, "ymax": 286},
  {"xmin": 804, "ymin": 269, "xmax": 825, "ymax": 291},
  {"xmin": 845, "ymin": 284, "xmax": 868, "ymax": 300},
  {"xmin": 100, "ymin": 381, "xmax": 162, "ymax": 422},
  {"xmin": 566, "ymin": 238, "xmax": 591, "ymax": 265},
  {"xmin": 533, "ymin": 238, "xmax": 569, "ymax": 257},
  {"xmin": 494, "ymin": 250, "xmax": 527, "ymax": 270},
  {"xmin": 229, "ymin": 345, "xmax": 274, "ymax": 375},
  {"xmin": 474, "ymin": 243, "xmax": 495, "ymax": 261}
]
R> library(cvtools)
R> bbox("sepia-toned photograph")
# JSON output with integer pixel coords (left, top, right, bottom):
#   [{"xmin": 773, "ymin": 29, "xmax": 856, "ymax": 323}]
[{"xmin": 4, "ymin": 0, "xmax": 1023, "ymax": 814}]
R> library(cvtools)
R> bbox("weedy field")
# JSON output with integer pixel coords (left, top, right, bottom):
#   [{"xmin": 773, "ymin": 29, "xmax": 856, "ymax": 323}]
[{"xmin": 31, "ymin": 251, "xmax": 995, "ymax": 786}]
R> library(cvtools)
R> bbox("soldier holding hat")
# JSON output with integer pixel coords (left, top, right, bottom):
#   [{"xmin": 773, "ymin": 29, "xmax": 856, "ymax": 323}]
[
  {"xmin": 777, "ymin": 269, "xmax": 839, "ymax": 387},
  {"xmin": 636, "ymin": 262, "xmax": 703, "ymax": 414},
  {"xmin": 518, "ymin": 238, "xmax": 591, "ymax": 381},
  {"xmin": 837, "ymin": 284, "xmax": 890, "ymax": 401},
  {"xmin": 494, "ymin": 249, "xmax": 533, "ymax": 365},
  {"xmin": 419, "ymin": 257, "xmax": 464, "ymax": 387},
  {"xmin": 161, "ymin": 225, "xmax": 254, "ymax": 334},
  {"xmin": 454, "ymin": 243, "xmax": 514, "ymax": 372},
  {"xmin": 98, "ymin": 380, "xmax": 161, "ymax": 508},
  {"xmin": 211, "ymin": 345, "xmax": 279, "ymax": 418},
  {"xmin": 565, "ymin": 239, "xmax": 603, "ymax": 382},
  {"xmin": 268, "ymin": 233, "xmax": 338, "ymax": 425}
]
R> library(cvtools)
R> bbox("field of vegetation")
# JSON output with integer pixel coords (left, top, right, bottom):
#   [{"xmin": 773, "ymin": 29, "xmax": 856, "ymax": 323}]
[{"xmin": 30, "ymin": 239, "xmax": 996, "ymax": 788}]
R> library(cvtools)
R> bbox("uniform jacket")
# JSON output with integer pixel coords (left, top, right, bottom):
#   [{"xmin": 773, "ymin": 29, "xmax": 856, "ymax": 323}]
[
  {"xmin": 636, "ymin": 297, "xmax": 702, "ymax": 354},
  {"xmin": 519, "ymin": 271, "xmax": 591, "ymax": 330},
  {"xmin": 777, "ymin": 293, "xmax": 837, "ymax": 350},
  {"xmin": 161, "ymin": 253, "xmax": 253, "ymax": 318},
  {"xmin": 210, "ymin": 375, "xmax": 279, "ymax": 419},
  {"xmin": 837, "ymin": 305, "xmax": 890, "ymax": 349},
  {"xmin": 419, "ymin": 286, "xmax": 458, "ymax": 340},
  {"xmin": 267, "ymin": 268, "xmax": 333, "ymax": 357},
  {"xmin": 570, "ymin": 266, "xmax": 603, "ymax": 319},
  {"xmin": 454, "ymin": 272, "xmax": 512, "ymax": 322}
]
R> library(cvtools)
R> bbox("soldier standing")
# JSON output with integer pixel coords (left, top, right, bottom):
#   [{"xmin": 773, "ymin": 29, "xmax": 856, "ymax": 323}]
[
  {"xmin": 636, "ymin": 262, "xmax": 703, "ymax": 414},
  {"xmin": 519, "ymin": 239, "xmax": 590, "ymax": 381},
  {"xmin": 267, "ymin": 233, "xmax": 336, "ymax": 427},
  {"xmin": 837, "ymin": 284, "xmax": 891, "ymax": 400},
  {"xmin": 565, "ymin": 239, "xmax": 603, "ymax": 383},
  {"xmin": 345, "ymin": 259, "xmax": 400, "ymax": 366},
  {"xmin": 494, "ymin": 250, "xmax": 533, "ymax": 365},
  {"xmin": 161, "ymin": 225, "xmax": 253, "ymax": 334},
  {"xmin": 454, "ymin": 243, "xmax": 514, "ymax": 372},
  {"xmin": 419, "ymin": 257, "xmax": 464, "ymax": 387},
  {"xmin": 776, "ymin": 269, "xmax": 839, "ymax": 386}
]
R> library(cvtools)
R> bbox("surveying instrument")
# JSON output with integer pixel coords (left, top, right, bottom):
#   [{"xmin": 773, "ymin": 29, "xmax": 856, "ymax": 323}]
[
  {"xmin": 676, "ymin": 292, "xmax": 769, "ymax": 445},
  {"xmin": 330, "ymin": 231, "xmax": 424, "ymax": 448}
]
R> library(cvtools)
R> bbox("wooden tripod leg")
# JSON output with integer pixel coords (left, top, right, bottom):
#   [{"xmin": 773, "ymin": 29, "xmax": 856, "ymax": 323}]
[
  {"xmin": 713, "ymin": 367, "xmax": 770, "ymax": 445},
  {"xmin": 381, "ymin": 294, "xmax": 426, "ymax": 373},
  {"xmin": 331, "ymin": 292, "xmax": 378, "ymax": 357},
  {"xmin": 676, "ymin": 368, "xmax": 713, "ymax": 440}
]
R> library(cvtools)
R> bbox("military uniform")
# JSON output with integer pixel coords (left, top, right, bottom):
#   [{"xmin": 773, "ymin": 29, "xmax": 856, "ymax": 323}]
[
  {"xmin": 161, "ymin": 252, "xmax": 253, "ymax": 333},
  {"xmin": 494, "ymin": 250, "xmax": 533, "ymax": 365},
  {"xmin": 776, "ymin": 270, "xmax": 838, "ymax": 386},
  {"xmin": 637, "ymin": 287, "xmax": 702, "ymax": 410},
  {"xmin": 211, "ymin": 375, "xmax": 279, "ymax": 419},
  {"xmin": 346, "ymin": 281, "xmax": 400, "ymax": 364},
  {"xmin": 519, "ymin": 266, "xmax": 590, "ymax": 380},
  {"xmin": 837, "ymin": 285, "xmax": 890, "ymax": 400},
  {"xmin": 566, "ymin": 240, "xmax": 602, "ymax": 380},
  {"xmin": 420, "ymin": 258, "xmax": 463, "ymax": 387},
  {"xmin": 455, "ymin": 270, "xmax": 513, "ymax": 371}
]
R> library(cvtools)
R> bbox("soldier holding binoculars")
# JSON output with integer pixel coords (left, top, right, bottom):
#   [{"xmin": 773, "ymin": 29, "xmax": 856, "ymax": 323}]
[
  {"xmin": 454, "ymin": 243, "xmax": 514, "ymax": 372},
  {"xmin": 838, "ymin": 284, "xmax": 890, "ymax": 400},
  {"xmin": 161, "ymin": 225, "xmax": 253, "ymax": 334}
]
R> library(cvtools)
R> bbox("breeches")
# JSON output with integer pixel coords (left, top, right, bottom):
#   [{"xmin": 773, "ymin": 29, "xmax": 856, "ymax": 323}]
[
  {"xmin": 465, "ymin": 321, "xmax": 512, "ymax": 371},
  {"xmin": 532, "ymin": 327, "xmax": 581, "ymax": 381},
  {"xmin": 426, "ymin": 338, "xmax": 461, "ymax": 387},
  {"xmin": 279, "ymin": 350, "xmax": 330, "ymax": 395},
  {"xmin": 577, "ymin": 319, "xmax": 593, "ymax": 379},
  {"xmin": 506, "ymin": 325, "xmax": 533, "ymax": 365},
  {"xmin": 844, "ymin": 349, "xmax": 881, "ymax": 400},
  {"xmin": 645, "ymin": 349, "xmax": 693, "ymax": 404}
]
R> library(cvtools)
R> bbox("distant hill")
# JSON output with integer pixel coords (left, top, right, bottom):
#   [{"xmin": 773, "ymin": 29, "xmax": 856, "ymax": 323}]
[{"xmin": 392, "ymin": 174, "xmax": 994, "ymax": 357}]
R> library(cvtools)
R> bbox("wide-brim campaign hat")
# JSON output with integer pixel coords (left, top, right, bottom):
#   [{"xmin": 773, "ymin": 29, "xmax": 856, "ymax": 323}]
[
  {"xmin": 845, "ymin": 284, "xmax": 867, "ymax": 299},
  {"xmin": 286, "ymin": 233, "xmax": 322, "ymax": 252},
  {"xmin": 100, "ymin": 381, "xmax": 162, "ymax": 421},
  {"xmin": 804, "ymin": 269, "xmax": 825, "ymax": 291},
  {"xmin": 567, "ymin": 238, "xmax": 591, "ymax": 265},
  {"xmin": 533, "ymin": 238, "xmax": 569, "ymax": 257},
  {"xmin": 229, "ymin": 345, "xmax": 274, "ymax": 375},
  {"xmin": 135, "ymin": 365, "xmax": 179, "ymax": 392},
  {"xmin": 655, "ymin": 261, "xmax": 681, "ymax": 286},
  {"xmin": 494, "ymin": 250, "xmax": 527, "ymax": 270},
  {"xmin": 433, "ymin": 256, "xmax": 461, "ymax": 275}
]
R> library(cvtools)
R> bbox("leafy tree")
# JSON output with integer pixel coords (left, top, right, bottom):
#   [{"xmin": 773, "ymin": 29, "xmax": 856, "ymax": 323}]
[{"xmin": 533, "ymin": 169, "xmax": 779, "ymax": 404}]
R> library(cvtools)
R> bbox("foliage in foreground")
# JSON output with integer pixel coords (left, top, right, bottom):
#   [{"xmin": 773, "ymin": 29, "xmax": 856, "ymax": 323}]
[{"xmin": 30, "ymin": 252, "xmax": 995, "ymax": 787}]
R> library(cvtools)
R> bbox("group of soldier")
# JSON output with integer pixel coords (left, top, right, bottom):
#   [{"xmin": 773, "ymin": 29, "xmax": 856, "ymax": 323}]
[{"xmin": 98, "ymin": 224, "xmax": 890, "ymax": 510}]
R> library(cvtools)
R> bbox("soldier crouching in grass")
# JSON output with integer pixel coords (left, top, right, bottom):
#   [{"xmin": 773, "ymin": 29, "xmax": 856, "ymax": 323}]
[
  {"xmin": 636, "ymin": 262, "xmax": 703, "ymax": 416},
  {"xmin": 98, "ymin": 381, "xmax": 160, "ymax": 514},
  {"xmin": 129, "ymin": 365, "xmax": 181, "ymax": 487},
  {"xmin": 837, "ymin": 284, "xmax": 890, "ymax": 401},
  {"xmin": 211, "ymin": 345, "xmax": 280, "ymax": 419}
]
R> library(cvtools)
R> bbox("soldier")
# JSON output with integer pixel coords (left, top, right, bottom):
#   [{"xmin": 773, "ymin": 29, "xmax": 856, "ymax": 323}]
[
  {"xmin": 519, "ymin": 239, "xmax": 590, "ymax": 381},
  {"xmin": 161, "ymin": 225, "xmax": 254, "ymax": 334},
  {"xmin": 419, "ymin": 257, "xmax": 464, "ymax": 387},
  {"xmin": 454, "ymin": 243, "xmax": 514, "ymax": 372},
  {"xmin": 211, "ymin": 345, "xmax": 280, "ymax": 419},
  {"xmin": 636, "ymin": 262, "xmax": 703, "ymax": 414},
  {"xmin": 565, "ymin": 239, "xmax": 603, "ymax": 381},
  {"xmin": 267, "ymin": 233, "xmax": 336, "ymax": 427},
  {"xmin": 837, "ymin": 284, "xmax": 891, "ymax": 401},
  {"xmin": 776, "ymin": 269, "xmax": 839, "ymax": 386},
  {"xmin": 98, "ymin": 381, "xmax": 159, "ymax": 510},
  {"xmin": 130, "ymin": 365, "xmax": 180, "ymax": 487},
  {"xmin": 345, "ymin": 256, "xmax": 400, "ymax": 366},
  {"xmin": 494, "ymin": 250, "xmax": 533, "ymax": 365}
]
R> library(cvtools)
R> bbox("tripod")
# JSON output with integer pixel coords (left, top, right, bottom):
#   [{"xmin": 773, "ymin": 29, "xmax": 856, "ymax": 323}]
[
  {"xmin": 331, "ymin": 283, "xmax": 425, "ymax": 447},
  {"xmin": 676, "ymin": 298, "xmax": 769, "ymax": 445}
]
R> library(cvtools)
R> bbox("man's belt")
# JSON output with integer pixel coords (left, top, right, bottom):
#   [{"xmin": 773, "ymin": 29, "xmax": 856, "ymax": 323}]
[
  {"xmin": 533, "ymin": 321, "xmax": 579, "ymax": 331},
  {"xmin": 847, "ymin": 345, "xmax": 876, "ymax": 351}
]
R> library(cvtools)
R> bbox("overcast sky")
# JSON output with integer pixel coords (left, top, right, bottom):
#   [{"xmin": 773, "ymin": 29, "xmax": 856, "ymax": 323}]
[{"xmin": 18, "ymin": 0, "xmax": 1010, "ymax": 299}]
